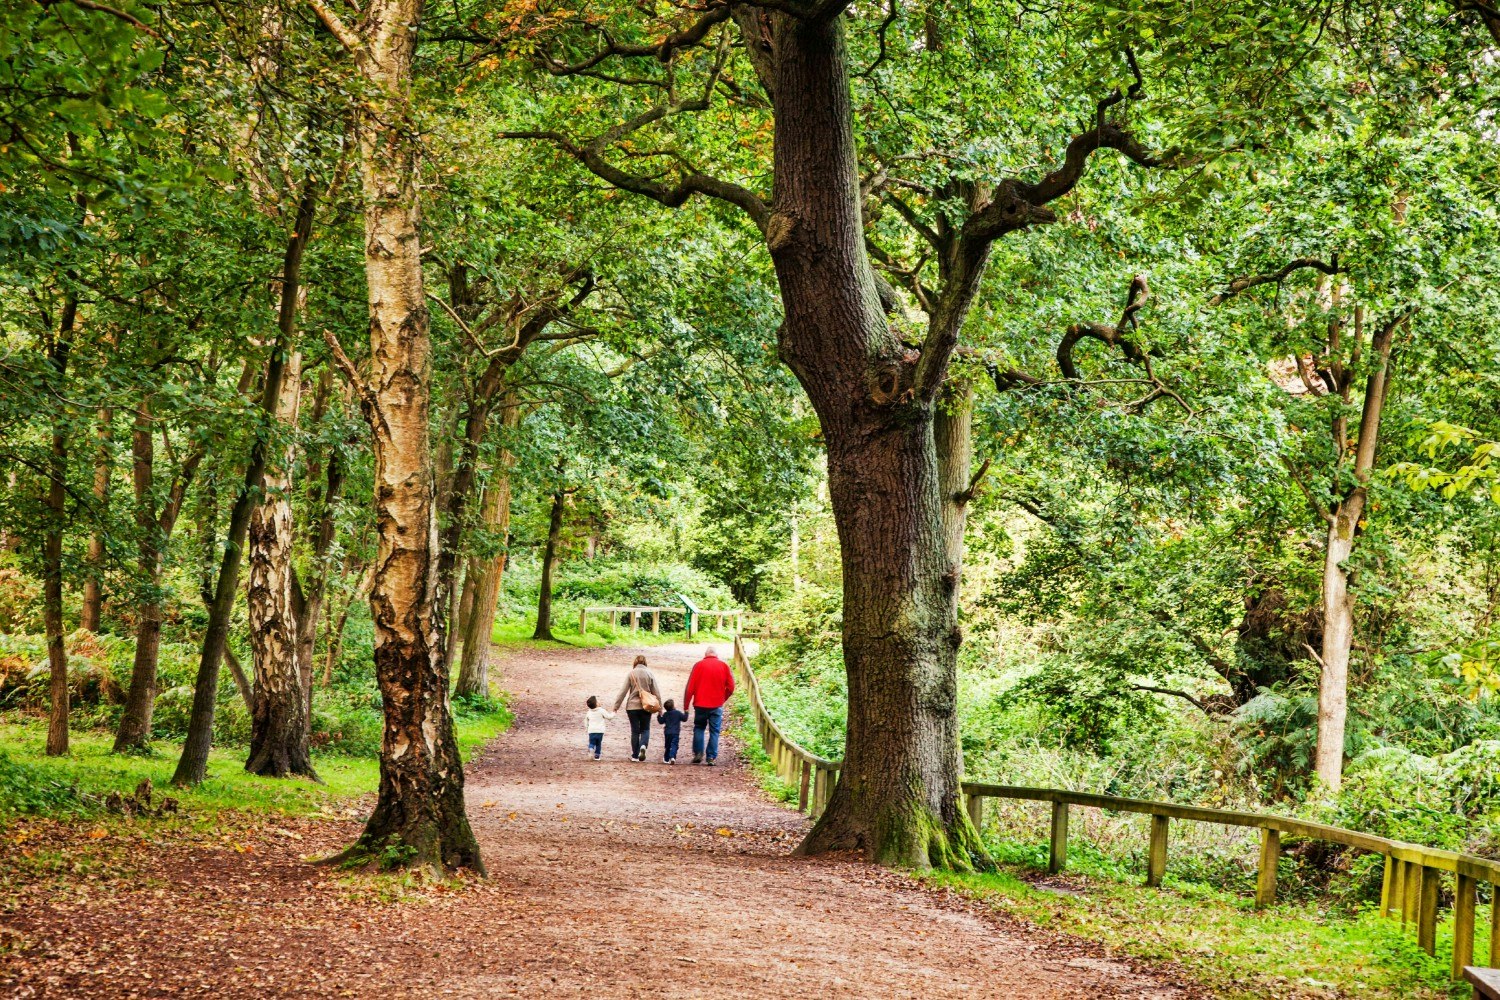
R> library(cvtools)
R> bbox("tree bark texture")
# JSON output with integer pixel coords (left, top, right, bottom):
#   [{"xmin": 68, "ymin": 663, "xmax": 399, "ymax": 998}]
[
  {"xmin": 456, "ymin": 398, "xmax": 519, "ymax": 698},
  {"xmin": 762, "ymin": 14, "xmax": 981, "ymax": 869},
  {"xmin": 43, "ymin": 296, "xmax": 76, "ymax": 757},
  {"xmin": 247, "ymin": 352, "xmax": 315, "ymax": 778},
  {"xmin": 172, "ymin": 182, "xmax": 317, "ymax": 787},
  {"xmin": 1314, "ymin": 320, "xmax": 1396, "ymax": 793},
  {"xmin": 81, "ymin": 405, "xmax": 112, "ymax": 632},
  {"xmin": 532, "ymin": 486, "xmax": 566, "ymax": 642},
  {"xmin": 329, "ymin": 0, "xmax": 482, "ymax": 871}
]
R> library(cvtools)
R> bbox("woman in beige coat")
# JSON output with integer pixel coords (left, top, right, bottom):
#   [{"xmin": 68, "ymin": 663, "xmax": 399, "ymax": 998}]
[{"xmin": 612, "ymin": 654, "xmax": 663, "ymax": 762}]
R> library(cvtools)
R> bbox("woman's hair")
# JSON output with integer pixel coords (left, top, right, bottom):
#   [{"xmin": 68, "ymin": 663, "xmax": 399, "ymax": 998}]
[
  {"xmin": 587, "ymin": 695, "xmax": 598, "ymax": 709},
  {"xmin": 633, "ymin": 654, "xmax": 648, "ymax": 667}
]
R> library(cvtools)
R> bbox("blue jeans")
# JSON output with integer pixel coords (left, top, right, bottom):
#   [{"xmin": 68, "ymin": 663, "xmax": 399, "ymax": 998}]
[
  {"xmin": 663, "ymin": 732, "xmax": 680, "ymax": 762},
  {"xmin": 692, "ymin": 706, "xmax": 723, "ymax": 761},
  {"xmin": 587, "ymin": 732, "xmax": 603, "ymax": 758}
]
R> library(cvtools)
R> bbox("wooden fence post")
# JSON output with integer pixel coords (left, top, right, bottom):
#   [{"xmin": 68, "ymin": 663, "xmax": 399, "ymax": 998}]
[
  {"xmin": 580, "ymin": 608, "xmax": 588, "ymax": 635},
  {"xmin": 1256, "ymin": 827, "xmax": 1280, "ymax": 909},
  {"xmin": 966, "ymin": 793, "xmax": 983, "ymax": 830},
  {"xmin": 813, "ymin": 767, "xmax": 827, "ymax": 817},
  {"xmin": 652, "ymin": 609, "xmax": 660, "ymax": 634},
  {"xmin": 1380, "ymin": 855, "xmax": 1395, "ymax": 918},
  {"xmin": 630, "ymin": 610, "xmax": 639, "ymax": 633},
  {"xmin": 610, "ymin": 609, "xmax": 619, "ymax": 629},
  {"xmin": 1049, "ymin": 801, "xmax": 1068, "ymax": 875},
  {"xmin": 1389, "ymin": 860, "xmax": 1402, "ymax": 921},
  {"xmin": 1404, "ymin": 862, "xmax": 1421, "ymax": 926},
  {"xmin": 798, "ymin": 760, "xmax": 810, "ymax": 812},
  {"xmin": 1417, "ymin": 866, "xmax": 1439, "ymax": 955},
  {"xmin": 1490, "ymin": 885, "xmax": 1500, "ymax": 971},
  {"xmin": 1146, "ymin": 815, "xmax": 1169, "ymax": 888},
  {"xmin": 1453, "ymin": 873, "xmax": 1477, "ymax": 979}
]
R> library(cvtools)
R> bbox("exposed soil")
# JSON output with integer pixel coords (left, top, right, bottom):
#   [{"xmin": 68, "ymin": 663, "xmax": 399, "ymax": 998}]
[{"xmin": 0, "ymin": 641, "xmax": 1199, "ymax": 998}]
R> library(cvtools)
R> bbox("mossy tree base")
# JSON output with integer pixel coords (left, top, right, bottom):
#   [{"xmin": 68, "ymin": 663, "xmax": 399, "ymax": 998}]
[{"xmin": 798, "ymin": 782, "xmax": 993, "ymax": 871}]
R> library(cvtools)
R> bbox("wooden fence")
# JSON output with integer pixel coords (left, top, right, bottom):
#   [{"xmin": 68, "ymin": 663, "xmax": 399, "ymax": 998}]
[
  {"xmin": 729, "ymin": 635, "xmax": 1500, "ymax": 980},
  {"xmin": 578, "ymin": 605, "xmax": 744, "ymax": 636},
  {"xmin": 731, "ymin": 637, "xmax": 841, "ymax": 817}
]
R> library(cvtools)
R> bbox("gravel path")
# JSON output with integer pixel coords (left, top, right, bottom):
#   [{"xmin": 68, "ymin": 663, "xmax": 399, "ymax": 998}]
[{"xmin": 0, "ymin": 640, "xmax": 1195, "ymax": 998}]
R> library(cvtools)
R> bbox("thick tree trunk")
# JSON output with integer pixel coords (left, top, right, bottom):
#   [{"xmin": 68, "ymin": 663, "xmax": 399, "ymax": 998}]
[
  {"xmin": 43, "ymin": 298, "xmax": 75, "ymax": 757},
  {"xmin": 246, "ymin": 353, "xmax": 315, "ymax": 779},
  {"xmin": 764, "ymin": 13, "xmax": 982, "ymax": 869},
  {"xmin": 328, "ymin": 0, "xmax": 482, "ymax": 871},
  {"xmin": 172, "ymin": 183, "xmax": 317, "ymax": 787},
  {"xmin": 532, "ymin": 487, "xmax": 565, "ymax": 642},
  {"xmin": 456, "ymin": 403, "xmax": 517, "ymax": 698},
  {"xmin": 1312, "ymin": 317, "xmax": 1396, "ymax": 793},
  {"xmin": 81, "ymin": 406, "xmax": 112, "ymax": 632}
]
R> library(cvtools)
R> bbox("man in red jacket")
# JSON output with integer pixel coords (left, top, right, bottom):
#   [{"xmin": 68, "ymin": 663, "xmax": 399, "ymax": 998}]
[{"xmin": 683, "ymin": 646, "xmax": 735, "ymax": 765}]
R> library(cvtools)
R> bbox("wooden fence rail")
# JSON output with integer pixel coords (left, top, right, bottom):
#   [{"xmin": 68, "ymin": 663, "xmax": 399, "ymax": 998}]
[
  {"xmin": 729, "ymin": 635, "xmax": 1500, "ymax": 981},
  {"xmin": 730, "ymin": 638, "xmax": 841, "ymax": 819},
  {"xmin": 578, "ymin": 604, "xmax": 745, "ymax": 636}
]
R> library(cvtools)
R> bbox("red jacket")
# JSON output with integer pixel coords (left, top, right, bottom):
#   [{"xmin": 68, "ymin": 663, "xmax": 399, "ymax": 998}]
[{"xmin": 684, "ymin": 655, "xmax": 735, "ymax": 711}]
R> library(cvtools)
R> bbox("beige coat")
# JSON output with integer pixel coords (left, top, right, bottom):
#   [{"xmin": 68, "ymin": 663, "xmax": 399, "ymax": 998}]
[{"xmin": 613, "ymin": 665, "xmax": 662, "ymax": 712}]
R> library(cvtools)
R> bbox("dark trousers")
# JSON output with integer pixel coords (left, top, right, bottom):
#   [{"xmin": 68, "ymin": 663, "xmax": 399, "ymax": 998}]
[
  {"xmin": 587, "ymin": 732, "xmax": 603, "ymax": 758},
  {"xmin": 662, "ymin": 732, "xmax": 680, "ymax": 762},
  {"xmin": 626, "ymin": 709, "xmax": 652, "ymax": 757}
]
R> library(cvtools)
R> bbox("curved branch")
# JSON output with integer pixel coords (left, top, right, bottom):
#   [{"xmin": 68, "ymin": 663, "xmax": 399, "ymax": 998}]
[
  {"xmin": 1208, "ymin": 257, "xmax": 1342, "ymax": 306},
  {"xmin": 502, "ymin": 41, "xmax": 770, "ymax": 234},
  {"xmin": 1055, "ymin": 274, "xmax": 1151, "ymax": 381},
  {"xmin": 1130, "ymin": 684, "xmax": 1221, "ymax": 716}
]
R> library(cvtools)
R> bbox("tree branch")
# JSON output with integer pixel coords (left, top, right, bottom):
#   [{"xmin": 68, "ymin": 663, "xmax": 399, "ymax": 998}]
[
  {"xmin": 1130, "ymin": 684, "xmax": 1221, "ymax": 716},
  {"xmin": 1208, "ymin": 257, "xmax": 1342, "ymax": 306},
  {"xmin": 40, "ymin": 0, "xmax": 161, "ymax": 38},
  {"xmin": 307, "ymin": 0, "xmax": 369, "ymax": 72},
  {"xmin": 535, "ymin": 6, "xmax": 734, "ymax": 74}
]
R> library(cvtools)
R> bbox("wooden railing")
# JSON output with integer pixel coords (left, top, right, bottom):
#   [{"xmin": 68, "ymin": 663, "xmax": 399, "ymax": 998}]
[
  {"xmin": 731, "ymin": 637, "xmax": 840, "ymax": 817},
  {"xmin": 580, "ymin": 604, "xmax": 745, "ymax": 637},
  {"xmin": 730, "ymin": 635, "xmax": 1500, "ymax": 980},
  {"xmin": 579, "ymin": 605, "xmax": 674, "ymax": 635}
]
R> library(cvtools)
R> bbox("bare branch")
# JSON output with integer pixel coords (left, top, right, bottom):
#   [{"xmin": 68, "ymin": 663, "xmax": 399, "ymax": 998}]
[{"xmin": 321, "ymin": 328, "xmax": 378, "ymax": 417}]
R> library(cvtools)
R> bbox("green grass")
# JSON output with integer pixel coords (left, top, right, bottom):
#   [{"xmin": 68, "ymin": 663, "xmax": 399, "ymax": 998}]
[
  {"xmin": 727, "ymin": 700, "xmax": 799, "ymax": 805},
  {"xmin": 0, "ymin": 694, "xmax": 512, "ymax": 824},
  {"xmin": 927, "ymin": 848, "xmax": 1481, "ymax": 1000}
]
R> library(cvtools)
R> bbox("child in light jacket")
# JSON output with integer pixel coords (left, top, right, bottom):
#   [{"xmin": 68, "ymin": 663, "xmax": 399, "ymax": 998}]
[{"xmin": 584, "ymin": 695, "xmax": 615, "ymax": 760}]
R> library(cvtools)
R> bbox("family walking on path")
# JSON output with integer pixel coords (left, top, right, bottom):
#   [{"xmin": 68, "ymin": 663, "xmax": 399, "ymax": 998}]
[{"xmin": 585, "ymin": 647, "xmax": 736, "ymax": 764}]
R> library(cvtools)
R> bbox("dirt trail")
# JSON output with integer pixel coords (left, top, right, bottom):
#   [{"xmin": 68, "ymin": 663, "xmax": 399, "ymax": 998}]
[{"xmin": 1, "ymin": 641, "xmax": 1194, "ymax": 998}]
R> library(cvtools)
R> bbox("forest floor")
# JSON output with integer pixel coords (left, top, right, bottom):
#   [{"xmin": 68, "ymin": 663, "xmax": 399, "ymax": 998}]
[{"xmin": 1, "ymin": 641, "xmax": 1200, "ymax": 999}]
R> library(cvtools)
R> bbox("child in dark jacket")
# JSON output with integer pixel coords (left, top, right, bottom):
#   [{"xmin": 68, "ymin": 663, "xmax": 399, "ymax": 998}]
[{"xmin": 657, "ymin": 699, "xmax": 688, "ymax": 764}]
